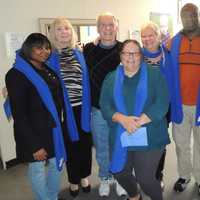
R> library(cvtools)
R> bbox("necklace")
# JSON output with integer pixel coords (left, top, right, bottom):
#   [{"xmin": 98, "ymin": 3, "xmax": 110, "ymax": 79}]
[{"xmin": 44, "ymin": 68, "xmax": 56, "ymax": 80}]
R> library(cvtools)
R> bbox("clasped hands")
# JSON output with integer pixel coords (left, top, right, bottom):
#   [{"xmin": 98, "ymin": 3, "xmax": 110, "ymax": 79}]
[
  {"xmin": 112, "ymin": 112, "xmax": 151, "ymax": 134},
  {"xmin": 120, "ymin": 115, "xmax": 141, "ymax": 133},
  {"xmin": 118, "ymin": 115, "xmax": 141, "ymax": 133},
  {"xmin": 33, "ymin": 148, "xmax": 48, "ymax": 161}
]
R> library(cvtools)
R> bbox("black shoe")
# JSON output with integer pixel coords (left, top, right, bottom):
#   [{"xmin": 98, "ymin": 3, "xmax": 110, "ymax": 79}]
[
  {"xmin": 127, "ymin": 194, "xmax": 142, "ymax": 200},
  {"xmin": 196, "ymin": 183, "xmax": 200, "ymax": 196},
  {"xmin": 174, "ymin": 178, "xmax": 190, "ymax": 192},
  {"xmin": 69, "ymin": 187, "xmax": 79, "ymax": 198},
  {"xmin": 81, "ymin": 184, "xmax": 91, "ymax": 193}
]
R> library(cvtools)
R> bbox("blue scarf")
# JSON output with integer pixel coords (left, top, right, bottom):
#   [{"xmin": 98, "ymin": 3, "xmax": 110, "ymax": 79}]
[
  {"xmin": 3, "ymin": 98, "xmax": 12, "ymax": 120},
  {"xmin": 110, "ymin": 62, "xmax": 148, "ymax": 173},
  {"xmin": 4, "ymin": 49, "xmax": 91, "ymax": 138},
  {"xmin": 11, "ymin": 51, "xmax": 82, "ymax": 170},
  {"xmin": 171, "ymin": 32, "xmax": 200, "ymax": 126},
  {"xmin": 142, "ymin": 47, "xmax": 162, "ymax": 58},
  {"xmin": 48, "ymin": 48, "xmax": 91, "ymax": 132},
  {"xmin": 142, "ymin": 45, "xmax": 180, "ymax": 123}
]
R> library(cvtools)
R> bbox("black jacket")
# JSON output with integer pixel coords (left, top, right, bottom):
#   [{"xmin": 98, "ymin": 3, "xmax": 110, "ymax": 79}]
[
  {"xmin": 6, "ymin": 68, "xmax": 56, "ymax": 162},
  {"xmin": 83, "ymin": 41, "xmax": 122, "ymax": 108}
]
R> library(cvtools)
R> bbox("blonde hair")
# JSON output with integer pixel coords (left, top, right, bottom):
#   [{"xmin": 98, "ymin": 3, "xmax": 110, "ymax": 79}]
[
  {"xmin": 50, "ymin": 17, "xmax": 77, "ymax": 49},
  {"xmin": 140, "ymin": 21, "xmax": 161, "ymax": 37},
  {"xmin": 96, "ymin": 12, "xmax": 118, "ymax": 27}
]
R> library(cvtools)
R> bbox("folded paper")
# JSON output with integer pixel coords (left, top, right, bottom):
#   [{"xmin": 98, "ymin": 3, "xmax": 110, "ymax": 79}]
[{"xmin": 120, "ymin": 127, "xmax": 148, "ymax": 147}]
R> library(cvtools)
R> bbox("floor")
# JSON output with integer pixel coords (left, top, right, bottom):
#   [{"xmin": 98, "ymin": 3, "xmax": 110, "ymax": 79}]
[{"xmin": 0, "ymin": 133, "xmax": 199, "ymax": 200}]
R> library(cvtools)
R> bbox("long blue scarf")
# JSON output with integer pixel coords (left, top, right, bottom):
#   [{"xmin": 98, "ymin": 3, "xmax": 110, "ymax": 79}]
[
  {"xmin": 171, "ymin": 32, "xmax": 200, "ymax": 125},
  {"xmin": 48, "ymin": 48, "xmax": 91, "ymax": 133},
  {"xmin": 142, "ymin": 45, "xmax": 180, "ymax": 123},
  {"xmin": 142, "ymin": 47, "xmax": 162, "ymax": 58},
  {"xmin": 3, "ymin": 98, "xmax": 12, "ymax": 120},
  {"xmin": 110, "ymin": 62, "xmax": 148, "ymax": 173},
  {"xmin": 142, "ymin": 45, "xmax": 166, "ymax": 72},
  {"xmin": 4, "ymin": 49, "xmax": 91, "ymax": 139},
  {"xmin": 13, "ymin": 52, "xmax": 79, "ymax": 170}
]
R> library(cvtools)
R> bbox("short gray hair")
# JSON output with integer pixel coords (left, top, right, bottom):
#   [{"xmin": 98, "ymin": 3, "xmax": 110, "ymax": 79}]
[{"xmin": 96, "ymin": 12, "xmax": 118, "ymax": 27}]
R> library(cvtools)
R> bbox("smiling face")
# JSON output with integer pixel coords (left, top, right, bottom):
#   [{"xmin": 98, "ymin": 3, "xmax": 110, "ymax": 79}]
[
  {"xmin": 181, "ymin": 4, "xmax": 199, "ymax": 32},
  {"xmin": 120, "ymin": 41, "xmax": 142, "ymax": 73},
  {"xmin": 30, "ymin": 46, "xmax": 51, "ymax": 66},
  {"xmin": 20, "ymin": 33, "xmax": 52, "ymax": 68},
  {"xmin": 54, "ymin": 22, "xmax": 72, "ymax": 47},
  {"xmin": 141, "ymin": 27, "xmax": 160, "ymax": 52},
  {"xmin": 97, "ymin": 15, "xmax": 118, "ymax": 45}
]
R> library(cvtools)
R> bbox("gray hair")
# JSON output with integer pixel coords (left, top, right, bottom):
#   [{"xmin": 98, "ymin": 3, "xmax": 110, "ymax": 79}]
[{"xmin": 96, "ymin": 12, "xmax": 118, "ymax": 27}]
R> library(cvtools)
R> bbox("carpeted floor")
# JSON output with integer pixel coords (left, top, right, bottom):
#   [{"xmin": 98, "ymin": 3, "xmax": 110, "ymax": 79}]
[{"xmin": 0, "ymin": 129, "xmax": 199, "ymax": 200}]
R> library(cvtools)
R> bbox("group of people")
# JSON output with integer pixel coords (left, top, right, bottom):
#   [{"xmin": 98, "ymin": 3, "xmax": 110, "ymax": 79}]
[{"xmin": 3, "ymin": 2, "xmax": 200, "ymax": 200}]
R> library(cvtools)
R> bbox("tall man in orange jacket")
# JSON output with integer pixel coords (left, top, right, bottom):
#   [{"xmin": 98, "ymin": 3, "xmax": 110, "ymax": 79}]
[{"xmin": 170, "ymin": 3, "xmax": 200, "ymax": 195}]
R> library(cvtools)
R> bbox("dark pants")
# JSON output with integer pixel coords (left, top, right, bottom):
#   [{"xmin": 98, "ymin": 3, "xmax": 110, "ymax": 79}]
[
  {"xmin": 155, "ymin": 111, "xmax": 170, "ymax": 182},
  {"xmin": 63, "ymin": 105, "xmax": 92, "ymax": 184},
  {"xmin": 114, "ymin": 149, "xmax": 163, "ymax": 200},
  {"xmin": 156, "ymin": 149, "xmax": 166, "ymax": 181}
]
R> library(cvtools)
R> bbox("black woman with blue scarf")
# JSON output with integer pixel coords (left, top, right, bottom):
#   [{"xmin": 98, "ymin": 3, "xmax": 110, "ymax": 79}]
[
  {"xmin": 5, "ymin": 33, "xmax": 70, "ymax": 200},
  {"xmin": 100, "ymin": 39, "xmax": 170, "ymax": 200},
  {"xmin": 140, "ymin": 21, "xmax": 175, "ymax": 190},
  {"xmin": 49, "ymin": 18, "xmax": 92, "ymax": 198}
]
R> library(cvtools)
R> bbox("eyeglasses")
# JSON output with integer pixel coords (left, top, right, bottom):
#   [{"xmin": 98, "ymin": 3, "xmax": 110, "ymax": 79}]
[{"xmin": 121, "ymin": 51, "xmax": 141, "ymax": 57}]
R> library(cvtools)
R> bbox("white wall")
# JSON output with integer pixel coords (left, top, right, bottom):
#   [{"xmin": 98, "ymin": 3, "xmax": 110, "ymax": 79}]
[{"xmin": 0, "ymin": 0, "xmax": 178, "ymax": 168}]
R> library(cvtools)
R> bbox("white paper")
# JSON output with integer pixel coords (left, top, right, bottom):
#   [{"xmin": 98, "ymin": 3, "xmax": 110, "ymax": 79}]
[
  {"xmin": 5, "ymin": 32, "xmax": 28, "ymax": 58},
  {"xmin": 120, "ymin": 127, "xmax": 148, "ymax": 147}
]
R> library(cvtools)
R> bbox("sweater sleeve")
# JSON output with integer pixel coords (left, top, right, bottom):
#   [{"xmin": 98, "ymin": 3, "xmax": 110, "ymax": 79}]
[
  {"xmin": 99, "ymin": 72, "xmax": 117, "ymax": 124},
  {"xmin": 143, "ymin": 69, "xmax": 170, "ymax": 122}
]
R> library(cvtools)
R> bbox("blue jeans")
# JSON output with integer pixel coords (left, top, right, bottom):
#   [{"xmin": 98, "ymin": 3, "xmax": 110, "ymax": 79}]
[
  {"xmin": 28, "ymin": 158, "xmax": 61, "ymax": 200},
  {"xmin": 91, "ymin": 107, "xmax": 112, "ymax": 179}
]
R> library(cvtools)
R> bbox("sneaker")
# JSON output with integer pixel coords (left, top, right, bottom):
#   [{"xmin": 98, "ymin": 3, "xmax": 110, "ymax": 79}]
[
  {"xmin": 99, "ymin": 178, "xmax": 110, "ymax": 197},
  {"xmin": 115, "ymin": 180, "xmax": 127, "ymax": 196},
  {"xmin": 107, "ymin": 176, "xmax": 115, "ymax": 185},
  {"xmin": 173, "ymin": 178, "xmax": 191, "ymax": 192}
]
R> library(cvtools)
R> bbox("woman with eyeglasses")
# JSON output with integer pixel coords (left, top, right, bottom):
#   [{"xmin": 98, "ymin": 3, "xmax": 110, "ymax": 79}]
[{"xmin": 99, "ymin": 39, "xmax": 170, "ymax": 200}]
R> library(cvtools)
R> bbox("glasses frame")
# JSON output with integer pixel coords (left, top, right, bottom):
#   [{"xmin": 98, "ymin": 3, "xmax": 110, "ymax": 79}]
[{"xmin": 121, "ymin": 51, "xmax": 141, "ymax": 57}]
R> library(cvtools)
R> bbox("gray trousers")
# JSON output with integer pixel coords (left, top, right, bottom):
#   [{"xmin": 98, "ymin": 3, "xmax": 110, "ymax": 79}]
[
  {"xmin": 173, "ymin": 105, "xmax": 200, "ymax": 183},
  {"xmin": 114, "ymin": 149, "xmax": 163, "ymax": 200}
]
